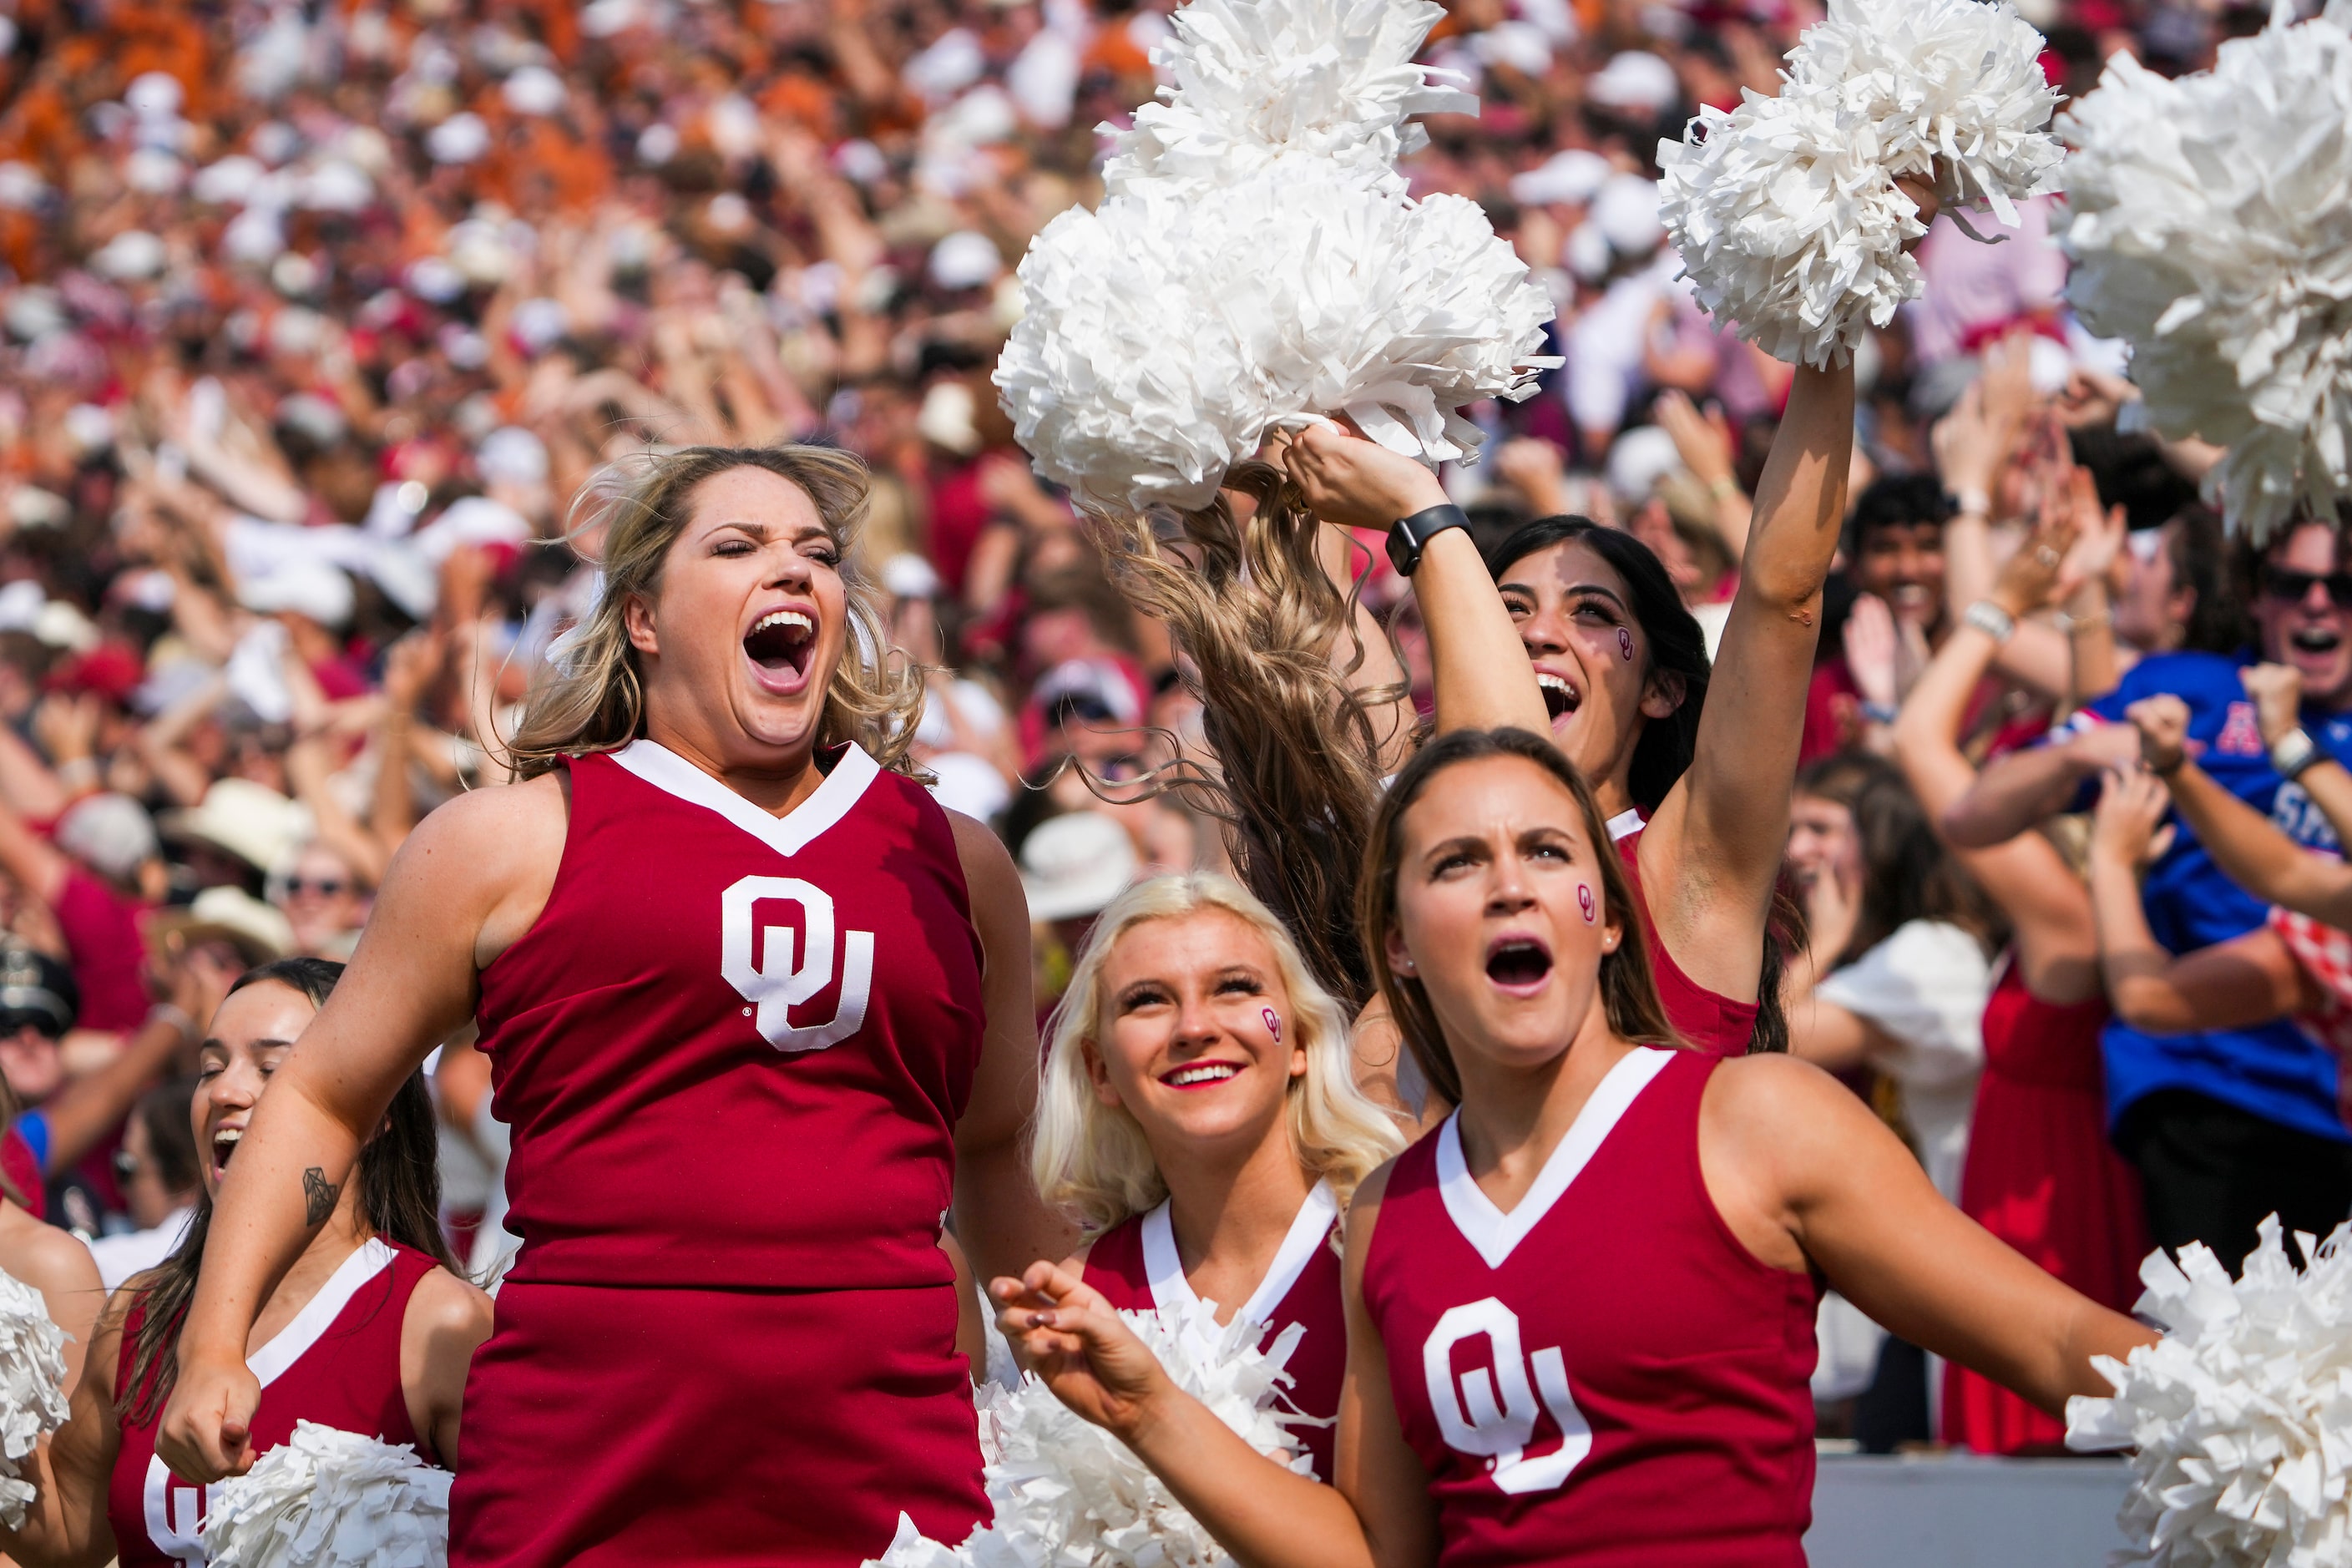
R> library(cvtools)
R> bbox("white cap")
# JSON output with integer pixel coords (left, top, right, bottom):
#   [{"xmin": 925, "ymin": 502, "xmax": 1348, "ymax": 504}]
[
  {"xmin": 882, "ymin": 553, "xmax": 943, "ymax": 600},
  {"xmin": 240, "ymin": 559, "xmax": 356, "ymax": 629},
  {"xmin": 503, "ymin": 65, "xmax": 566, "ymax": 117},
  {"xmin": 1587, "ymin": 49, "xmax": 1679, "ymax": 113},
  {"xmin": 93, "ymin": 230, "xmax": 167, "ymax": 281},
  {"xmin": 1591, "ymin": 174, "xmax": 1663, "ymax": 255},
  {"xmin": 1019, "ymin": 812, "xmax": 1140, "ymax": 922},
  {"xmin": 1510, "ymin": 149, "xmax": 1612, "ymax": 208},
  {"xmin": 426, "ymin": 112, "xmax": 490, "ymax": 165},
  {"xmin": 929, "ymin": 230, "xmax": 1004, "ymax": 291},
  {"xmin": 1606, "ymin": 424, "xmax": 1682, "ymax": 502},
  {"xmin": 57, "ymin": 793, "xmax": 159, "ymax": 883},
  {"xmin": 917, "ymin": 380, "xmax": 981, "ymax": 456},
  {"xmin": 478, "ymin": 426, "xmax": 549, "ymax": 486}
]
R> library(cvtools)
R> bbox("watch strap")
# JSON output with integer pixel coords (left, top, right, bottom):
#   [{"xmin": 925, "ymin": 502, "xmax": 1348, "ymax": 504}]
[
  {"xmin": 2273, "ymin": 727, "xmax": 2320, "ymax": 781},
  {"xmin": 1386, "ymin": 504, "xmax": 1469, "ymax": 577}
]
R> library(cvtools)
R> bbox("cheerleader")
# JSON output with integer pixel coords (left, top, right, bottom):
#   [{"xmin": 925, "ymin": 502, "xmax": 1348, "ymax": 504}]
[
  {"xmin": 157, "ymin": 446, "xmax": 1065, "ymax": 1566},
  {"xmin": 1033, "ymin": 873, "xmax": 1404, "ymax": 1479},
  {"xmin": 0, "ymin": 957, "xmax": 488, "ymax": 1567},
  {"xmin": 997, "ymin": 727, "xmax": 2155, "ymax": 1566}
]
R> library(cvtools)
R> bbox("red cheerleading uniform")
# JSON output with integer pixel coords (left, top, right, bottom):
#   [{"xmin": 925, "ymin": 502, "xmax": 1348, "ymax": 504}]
[
  {"xmin": 453, "ymin": 740, "xmax": 989, "ymax": 1567},
  {"xmin": 1361, "ymin": 1048, "xmax": 1818, "ymax": 1567},
  {"xmin": 1611, "ymin": 815, "xmax": 1760, "ymax": 1058},
  {"xmin": 109, "ymin": 1239, "xmax": 439, "ymax": 1567},
  {"xmin": 1942, "ymin": 961, "xmax": 2148, "ymax": 1454},
  {"xmin": 1080, "ymin": 1181, "xmax": 1344, "ymax": 1480}
]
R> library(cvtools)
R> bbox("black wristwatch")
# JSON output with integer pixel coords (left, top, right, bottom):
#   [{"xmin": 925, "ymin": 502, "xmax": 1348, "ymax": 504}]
[{"xmin": 1386, "ymin": 503, "xmax": 1470, "ymax": 577}]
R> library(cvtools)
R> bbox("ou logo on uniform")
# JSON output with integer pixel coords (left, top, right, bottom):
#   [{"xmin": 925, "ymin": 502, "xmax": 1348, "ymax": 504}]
[
  {"xmin": 721, "ymin": 875, "xmax": 875, "ymax": 1053},
  {"xmin": 1423, "ymin": 1297, "xmax": 1591, "ymax": 1495}
]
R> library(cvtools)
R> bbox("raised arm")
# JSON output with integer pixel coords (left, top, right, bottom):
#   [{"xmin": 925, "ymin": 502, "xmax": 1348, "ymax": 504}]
[
  {"xmin": 2127, "ymin": 692, "xmax": 2352, "ymax": 928},
  {"xmin": 992, "ymin": 1171, "xmax": 1437, "ymax": 1568},
  {"xmin": 155, "ymin": 776, "xmax": 567, "ymax": 1483},
  {"xmin": 1892, "ymin": 509, "xmax": 2099, "ymax": 999},
  {"xmin": 2086, "ymin": 761, "xmax": 2313, "ymax": 1034},
  {"xmin": 1280, "ymin": 426, "xmax": 1549, "ymax": 739},
  {"xmin": 1641, "ymin": 360, "xmax": 1854, "ymax": 927}
]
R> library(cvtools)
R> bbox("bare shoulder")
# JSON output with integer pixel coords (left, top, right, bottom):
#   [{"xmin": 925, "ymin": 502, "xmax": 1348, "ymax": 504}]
[
  {"xmin": 0, "ymin": 1208, "xmax": 99, "ymax": 1296},
  {"xmin": 1343, "ymin": 1157, "xmax": 1399, "ymax": 1248},
  {"xmin": 947, "ymin": 808, "xmax": 1024, "ymax": 907},
  {"xmin": 1702, "ymin": 1050, "xmax": 1860, "ymax": 1131},
  {"xmin": 405, "ymin": 1265, "xmax": 494, "ymax": 1348},
  {"xmin": 393, "ymin": 772, "xmax": 569, "ymax": 880}
]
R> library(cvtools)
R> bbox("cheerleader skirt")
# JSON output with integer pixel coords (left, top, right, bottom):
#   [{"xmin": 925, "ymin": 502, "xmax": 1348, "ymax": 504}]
[{"xmin": 449, "ymin": 1278, "xmax": 988, "ymax": 1565}]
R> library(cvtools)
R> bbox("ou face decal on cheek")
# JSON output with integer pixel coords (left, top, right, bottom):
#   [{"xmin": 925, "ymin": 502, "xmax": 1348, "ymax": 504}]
[
  {"xmin": 1577, "ymin": 883, "xmax": 1596, "ymax": 923},
  {"xmin": 1617, "ymin": 627, "xmax": 1635, "ymax": 662},
  {"xmin": 1262, "ymin": 1007, "xmax": 1281, "ymax": 1043}
]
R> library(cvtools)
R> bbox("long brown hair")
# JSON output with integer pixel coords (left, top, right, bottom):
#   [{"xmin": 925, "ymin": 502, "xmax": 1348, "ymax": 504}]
[
  {"xmin": 503, "ymin": 444, "xmax": 926, "ymax": 779},
  {"xmin": 1090, "ymin": 463, "xmax": 1406, "ymax": 1009},
  {"xmin": 1794, "ymin": 752, "xmax": 2006, "ymax": 968},
  {"xmin": 119, "ymin": 959, "xmax": 458, "ymax": 1426},
  {"xmin": 1357, "ymin": 727, "xmax": 1682, "ymax": 1106}
]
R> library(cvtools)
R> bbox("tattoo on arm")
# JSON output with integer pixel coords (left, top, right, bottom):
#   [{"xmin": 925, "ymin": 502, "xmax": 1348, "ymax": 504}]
[{"xmin": 302, "ymin": 1167, "xmax": 340, "ymax": 1227}]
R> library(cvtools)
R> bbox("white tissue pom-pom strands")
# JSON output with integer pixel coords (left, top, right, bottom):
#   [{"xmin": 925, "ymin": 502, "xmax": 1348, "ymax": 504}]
[
  {"xmin": 2057, "ymin": 4, "xmax": 2352, "ymax": 542},
  {"xmin": 999, "ymin": 166, "xmax": 1554, "ymax": 513},
  {"xmin": 1660, "ymin": 0, "xmax": 2061, "ymax": 368},
  {"xmin": 2066, "ymin": 1216, "xmax": 2352, "ymax": 1568},
  {"xmin": 994, "ymin": 0, "xmax": 1556, "ymax": 515},
  {"xmin": 0, "ymin": 1268, "xmax": 68, "ymax": 1530},
  {"xmin": 1104, "ymin": 0, "xmax": 1474, "ymax": 195},
  {"xmin": 203, "ymin": 1422, "xmax": 453, "ymax": 1568},
  {"xmin": 866, "ymin": 1302, "xmax": 1313, "ymax": 1568}
]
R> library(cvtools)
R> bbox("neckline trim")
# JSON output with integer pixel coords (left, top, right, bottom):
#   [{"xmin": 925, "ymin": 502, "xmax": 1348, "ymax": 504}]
[
  {"xmin": 610, "ymin": 738, "xmax": 879, "ymax": 859},
  {"xmin": 1436, "ymin": 1048, "xmax": 1673, "ymax": 1269},
  {"xmin": 247, "ymin": 1237, "xmax": 394, "ymax": 1388},
  {"xmin": 1141, "ymin": 1179, "xmax": 1338, "ymax": 1328}
]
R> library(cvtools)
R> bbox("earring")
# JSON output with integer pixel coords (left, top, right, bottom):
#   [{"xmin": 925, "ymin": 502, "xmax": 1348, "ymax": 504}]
[{"xmin": 1399, "ymin": 958, "xmax": 1417, "ymax": 974}]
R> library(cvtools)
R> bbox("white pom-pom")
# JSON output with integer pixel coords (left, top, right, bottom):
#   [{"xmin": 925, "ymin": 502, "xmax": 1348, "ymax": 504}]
[
  {"xmin": 997, "ymin": 165, "xmax": 1555, "ymax": 513},
  {"xmin": 1104, "ymin": 0, "xmax": 1476, "ymax": 195},
  {"xmin": 203, "ymin": 1422, "xmax": 453, "ymax": 1568},
  {"xmin": 0, "ymin": 1268, "xmax": 68, "ymax": 1530},
  {"xmin": 2066, "ymin": 1216, "xmax": 2352, "ymax": 1566},
  {"xmin": 2057, "ymin": 8, "xmax": 2352, "ymax": 541},
  {"xmin": 1660, "ymin": 0, "xmax": 2061, "ymax": 367},
  {"xmin": 864, "ymin": 1302, "xmax": 1312, "ymax": 1568}
]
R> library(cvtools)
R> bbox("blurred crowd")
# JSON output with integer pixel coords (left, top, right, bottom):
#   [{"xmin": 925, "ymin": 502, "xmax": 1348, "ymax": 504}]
[{"xmin": 0, "ymin": 0, "xmax": 2334, "ymax": 1457}]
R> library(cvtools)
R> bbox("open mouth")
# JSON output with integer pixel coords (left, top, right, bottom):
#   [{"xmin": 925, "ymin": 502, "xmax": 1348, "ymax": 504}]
[
  {"xmin": 743, "ymin": 608, "xmax": 815, "ymax": 680},
  {"xmin": 1160, "ymin": 1060, "xmax": 1241, "ymax": 1090},
  {"xmin": 2290, "ymin": 626, "xmax": 2344, "ymax": 657},
  {"xmin": 1485, "ymin": 936, "xmax": 1554, "ymax": 993},
  {"xmin": 1536, "ymin": 672, "xmax": 1581, "ymax": 723},
  {"xmin": 211, "ymin": 1126, "xmax": 241, "ymax": 1177}
]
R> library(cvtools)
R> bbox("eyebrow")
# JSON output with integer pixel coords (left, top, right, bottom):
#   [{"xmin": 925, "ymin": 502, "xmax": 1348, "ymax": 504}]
[
  {"xmin": 1497, "ymin": 579, "xmax": 1630, "ymax": 612},
  {"xmin": 1419, "ymin": 833, "xmax": 1490, "ymax": 867},
  {"xmin": 707, "ymin": 518, "xmax": 830, "ymax": 543}
]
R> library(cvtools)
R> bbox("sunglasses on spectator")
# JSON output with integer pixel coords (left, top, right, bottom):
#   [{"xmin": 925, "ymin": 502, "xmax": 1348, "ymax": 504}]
[
  {"xmin": 282, "ymin": 877, "xmax": 351, "ymax": 898},
  {"xmin": 112, "ymin": 1149, "xmax": 142, "ymax": 1181},
  {"xmin": 2261, "ymin": 565, "xmax": 2352, "ymax": 607}
]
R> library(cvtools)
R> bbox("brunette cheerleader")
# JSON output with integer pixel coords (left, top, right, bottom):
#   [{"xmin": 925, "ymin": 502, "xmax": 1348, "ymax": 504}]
[
  {"xmin": 1033, "ymin": 873, "xmax": 1404, "ymax": 1479},
  {"xmin": 0, "ymin": 958, "xmax": 488, "ymax": 1568},
  {"xmin": 997, "ymin": 727, "xmax": 2154, "ymax": 1566},
  {"xmin": 157, "ymin": 447, "xmax": 1067, "ymax": 1565}
]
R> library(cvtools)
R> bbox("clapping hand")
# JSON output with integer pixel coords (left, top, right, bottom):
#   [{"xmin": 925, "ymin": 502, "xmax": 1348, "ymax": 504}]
[
  {"xmin": 990, "ymin": 1262, "xmax": 1174, "ymax": 1438},
  {"xmin": 2091, "ymin": 763, "xmax": 2175, "ymax": 869},
  {"xmin": 2241, "ymin": 663, "xmax": 2304, "ymax": 749}
]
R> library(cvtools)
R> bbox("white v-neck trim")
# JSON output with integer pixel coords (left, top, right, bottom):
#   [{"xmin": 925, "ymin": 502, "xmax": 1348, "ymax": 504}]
[
  {"xmin": 1141, "ymin": 1180, "xmax": 1338, "ymax": 1328},
  {"xmin": 610, "ymin": 737, "xmax": 879, "ymax": 859},
  {"xmin": 1437, "ymin": 1049, "xmax": 1673, "ymax": 1269},
  {"xmin": 246, "ymin": 1237, "xmax": 394, "ymax": 1388},
  {"xmin": 1606, "ymin": 808, "xmax": 1645, "ymax": 842}
]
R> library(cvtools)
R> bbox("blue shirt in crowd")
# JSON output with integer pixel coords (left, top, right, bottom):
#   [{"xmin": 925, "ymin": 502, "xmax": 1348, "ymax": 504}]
[{"xmin": 2056, "ymin": 649, "xmax": 2352, "ymax": 1143}]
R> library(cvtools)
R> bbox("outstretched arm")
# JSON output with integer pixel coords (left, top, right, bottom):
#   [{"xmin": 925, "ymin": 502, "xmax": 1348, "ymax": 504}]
[
  {"xmin": 1707, "ymin": 1055, "xmax": 2153, "ymax": 1419},
  {"xmin": 157, "ymin": 777, "xmax": 566, "ymax": 1483},
  {"xmin": 2127, "ymin": 693, "xmax": 2352, "ymax": 928}
]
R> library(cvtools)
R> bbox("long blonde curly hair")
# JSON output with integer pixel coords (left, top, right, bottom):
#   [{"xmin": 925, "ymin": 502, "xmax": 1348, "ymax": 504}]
[
  {"xmin": 1032, "ymin": 873, "xmax": 1406, "ymax": 1236},
  {"xmin": 504, "ymin": 444, "xmax": 926, "ymax": 778}
]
